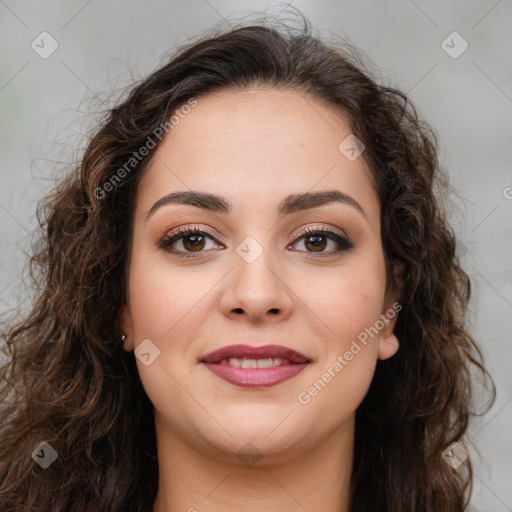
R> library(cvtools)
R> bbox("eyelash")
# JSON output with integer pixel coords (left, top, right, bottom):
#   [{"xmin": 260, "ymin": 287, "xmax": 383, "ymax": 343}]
[{"xmin": 158, "ymin": 224, "xmax": 354, "ymax": 260}]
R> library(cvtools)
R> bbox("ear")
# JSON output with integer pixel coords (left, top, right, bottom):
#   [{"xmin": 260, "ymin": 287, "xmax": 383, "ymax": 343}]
[
  {"xmin": 377, "ymin": 259, "xmax": 405, "ymax": 361},
  {"xmin": 119, "ymin": 303, "xmax": 134, "ymax": 352},
  {"xmin": 377, "ymin": 334, "xmax": 399, "ymax": 361}
]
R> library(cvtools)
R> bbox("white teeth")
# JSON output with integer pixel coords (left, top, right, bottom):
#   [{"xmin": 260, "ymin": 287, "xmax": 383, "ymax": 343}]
[
  {"xmin": 256, "ymin": 358, "xmax": 275, "ymax": 368},
  {"xmin": 218, "ymin": 357, "xmax": 291, "ymax": 367}
]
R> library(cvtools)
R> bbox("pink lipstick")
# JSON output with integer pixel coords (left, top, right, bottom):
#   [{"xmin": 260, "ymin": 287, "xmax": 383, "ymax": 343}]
[{"xmin": 200, "ymin": 344, "xmax": 311, "ymax": 388}]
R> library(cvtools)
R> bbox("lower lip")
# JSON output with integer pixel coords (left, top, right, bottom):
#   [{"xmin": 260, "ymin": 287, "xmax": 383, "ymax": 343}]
[{"xmin": 202, "ymin": 362, "xmax": 310, "ymax": 388}]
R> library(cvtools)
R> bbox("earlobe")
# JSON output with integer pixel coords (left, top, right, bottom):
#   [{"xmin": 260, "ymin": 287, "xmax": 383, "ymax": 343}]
[
  {"xmin": 377, "ymin": 334, "xmax": 399, "ymax": 360},
  {"xmin": 119, "ymin": 304, "xmax": 134, "ymax": 352},
  {"xmin": 121, "ymin": 335, "xmax": 134, "ymax": 353},
  {"xmin": 121, "ymin": 336, "xmax": 134, "ymax": 353},
  {"xmin": 376, "ymin": 259, "xmax": 405, "ymax": 361}
]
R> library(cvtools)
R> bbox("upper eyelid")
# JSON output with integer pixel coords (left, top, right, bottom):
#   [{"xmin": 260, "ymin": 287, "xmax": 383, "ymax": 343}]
[
  {"xmin": 294, "ymin": 224, "xmax": 348, "ymax": 239},
  {"xmin": 161, "ymin": 224, "xmax": 350, "ymax": 247},
  {"xmin": 163, "ymin": 225, "xmax": 225, "ymax": 245}
]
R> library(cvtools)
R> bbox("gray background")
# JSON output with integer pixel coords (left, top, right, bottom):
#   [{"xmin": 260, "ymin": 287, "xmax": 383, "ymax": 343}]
[{"xmin": 1, "ymin": 1, "xmax": 511, "ymax": 510}]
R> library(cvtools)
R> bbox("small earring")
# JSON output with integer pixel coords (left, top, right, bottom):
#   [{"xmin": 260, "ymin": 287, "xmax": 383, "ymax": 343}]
[{"xmin": 121, "ymin": 334, "xmax": 127, "ymax": 342}]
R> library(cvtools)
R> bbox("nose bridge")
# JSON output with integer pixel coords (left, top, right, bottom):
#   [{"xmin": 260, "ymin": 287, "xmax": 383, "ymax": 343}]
[
  {"xmin": 235, "ymin": 233, "xmax": 280, "ymax": 294},
  {"xmin": 223, "ymin": 231, "xmax": 293, "ymax": 319}
]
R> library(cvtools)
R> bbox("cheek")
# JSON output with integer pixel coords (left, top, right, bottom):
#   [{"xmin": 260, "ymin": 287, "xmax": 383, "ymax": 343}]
[
  {"xmin": 295, "ymin": 265, "xmax": 385, "ymax": 419},
  {"xmin": 295, "ymin": 255, "xmax": 386, "ymax": 345},
  {"xmin": 126, "ymin": 256, "xmax": 213, "ymax": 415},
  {"xmin": 127, "ymin": 250, "xmax": 213, "ymax": 341},
  {"xmin": 299, "ymin": 347, "xmax": 376, "ymax": 425}
]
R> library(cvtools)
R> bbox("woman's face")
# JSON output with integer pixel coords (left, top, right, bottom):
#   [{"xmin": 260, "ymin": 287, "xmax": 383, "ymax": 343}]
[{"xmin": 121, "ymin": 88, "xmax": 400, "ymax": 462}]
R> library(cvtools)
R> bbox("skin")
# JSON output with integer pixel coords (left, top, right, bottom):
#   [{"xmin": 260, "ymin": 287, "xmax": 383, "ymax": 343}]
[{"xmin": 120, "ymin": 87, "xmax": 402, "ymax": 512}]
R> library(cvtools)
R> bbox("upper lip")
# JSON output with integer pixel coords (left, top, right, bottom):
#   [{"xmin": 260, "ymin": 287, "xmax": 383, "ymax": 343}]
[{"xmin": 200, "ymin": 344, "xmax": 311, "ymax": 364}]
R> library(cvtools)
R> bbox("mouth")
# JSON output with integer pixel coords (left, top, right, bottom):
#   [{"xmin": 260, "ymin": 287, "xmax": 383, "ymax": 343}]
[{"xmin": 200, "ymin": 344, "xmax": 312, "ymax": 388}]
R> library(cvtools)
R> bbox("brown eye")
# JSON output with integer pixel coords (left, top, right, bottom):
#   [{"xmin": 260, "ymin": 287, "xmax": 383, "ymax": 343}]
[
  {"xmin": 159, "ymin": 227, "xmax": 221, "ymax": 258},
  {"xmin": 182, "ymin": 233, "xmax": 206, "ymax": 251},
  {"xmin": 303, "ymin": 234, "xmax": 328, "ymax": 252},
  {"xmin": 290, "ymin": 227, "xmax": 354, "ymax": 255}
]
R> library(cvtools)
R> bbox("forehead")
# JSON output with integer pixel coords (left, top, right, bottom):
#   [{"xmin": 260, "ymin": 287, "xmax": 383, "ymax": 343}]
[{"xmin": 136, "ymin": 87, "xmax": 380, "ymax": 225}]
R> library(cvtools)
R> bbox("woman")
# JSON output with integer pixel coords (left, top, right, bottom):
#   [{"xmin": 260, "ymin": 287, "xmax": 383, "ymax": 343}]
[{"xmin": 0, "ymin": 11, "xmax": 496, "ymax": 512}]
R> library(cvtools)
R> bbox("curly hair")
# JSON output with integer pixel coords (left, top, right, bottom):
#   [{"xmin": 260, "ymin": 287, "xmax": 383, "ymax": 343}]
[{"xmin": 0, "ymin": 11, "xmax": 496, "ymax": 512}]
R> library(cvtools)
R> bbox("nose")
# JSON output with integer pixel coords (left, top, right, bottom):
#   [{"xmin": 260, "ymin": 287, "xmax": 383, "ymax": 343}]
[{"xmin": 220, "ymin": 246, "xmax": 293, "ymax": 324}]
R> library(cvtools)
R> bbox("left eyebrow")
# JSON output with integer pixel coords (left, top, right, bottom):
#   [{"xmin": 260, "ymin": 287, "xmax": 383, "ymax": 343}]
[
  {"xmin": 277, "ymin": 190, "xmax": 368, "ymax": 223},
  {"xmin": 145, "ymin": 189, "xmax": 369, "ymax": 224}
]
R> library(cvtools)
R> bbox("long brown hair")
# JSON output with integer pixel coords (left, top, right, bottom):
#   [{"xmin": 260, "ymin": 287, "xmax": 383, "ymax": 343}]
[{"xmin": 0, "ymin": 10, "xmax": 495, "ymax": 512}]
